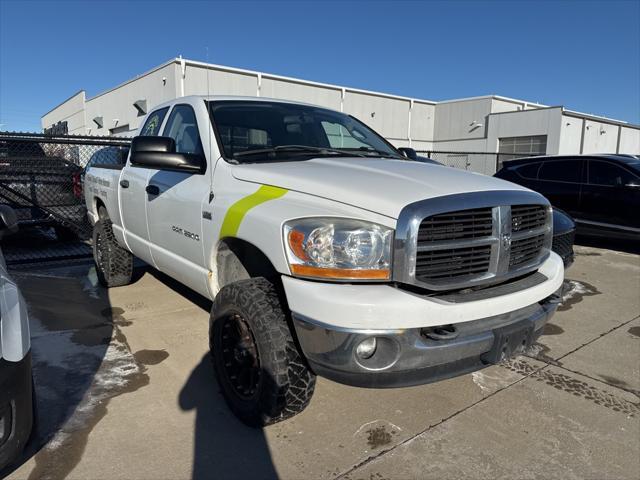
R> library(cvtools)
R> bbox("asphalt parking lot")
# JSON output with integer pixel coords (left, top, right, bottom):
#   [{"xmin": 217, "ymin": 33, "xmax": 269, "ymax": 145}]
[{"xmin": 3, "ymin": 243, "xmax": 639, "ymax": 480}]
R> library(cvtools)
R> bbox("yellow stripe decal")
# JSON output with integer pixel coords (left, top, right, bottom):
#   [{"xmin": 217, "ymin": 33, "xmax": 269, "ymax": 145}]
[{"xmin": 219, "ymin": 185, "xmax": 288, "ymax": 238}]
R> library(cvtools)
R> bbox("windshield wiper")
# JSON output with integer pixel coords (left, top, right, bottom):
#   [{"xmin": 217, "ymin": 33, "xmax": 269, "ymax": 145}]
[
  {"xmin": 233, "ymin": 145, "xmax": 368, "ymax": 159},
  {"xmin": 342, "ymin": 147, "xmax": 404, "ymax": 159}
]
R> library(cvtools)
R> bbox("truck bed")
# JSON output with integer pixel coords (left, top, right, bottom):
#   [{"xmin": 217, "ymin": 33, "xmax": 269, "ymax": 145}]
[{"xmin": 84, "ymin": 166, "xmax": 122, "ymax": 229}]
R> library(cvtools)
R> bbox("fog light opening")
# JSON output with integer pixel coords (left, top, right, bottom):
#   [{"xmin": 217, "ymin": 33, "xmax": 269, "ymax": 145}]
[{"xmin": 356, "ymin": 337, "xmax": 377, "ymax": 360}]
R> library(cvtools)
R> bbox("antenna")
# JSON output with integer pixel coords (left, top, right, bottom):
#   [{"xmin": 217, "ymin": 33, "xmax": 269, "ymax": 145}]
[{"xmin": 206, "ymin": 46, "xmax": 215, "ymax": 202}]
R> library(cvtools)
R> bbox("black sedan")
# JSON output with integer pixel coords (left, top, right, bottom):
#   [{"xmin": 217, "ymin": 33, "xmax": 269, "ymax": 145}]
[{"xmin": 495, "ymin": 154, "xmax": 640, "ymax": 240}]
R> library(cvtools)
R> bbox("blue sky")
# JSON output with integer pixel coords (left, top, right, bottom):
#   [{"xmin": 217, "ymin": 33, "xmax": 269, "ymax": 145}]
[{"xmin": 1, "ymin": 0, "xmax": 638, "ymax": 132}]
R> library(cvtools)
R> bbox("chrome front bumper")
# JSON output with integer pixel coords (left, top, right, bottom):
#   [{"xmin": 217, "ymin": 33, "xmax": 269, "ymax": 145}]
[{"xmin": 292, "ymin": 291, "xmax": 561, "ymax": 388}]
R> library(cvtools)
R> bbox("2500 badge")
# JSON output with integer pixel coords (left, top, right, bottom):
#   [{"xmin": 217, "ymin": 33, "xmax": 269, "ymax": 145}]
[{"xmin": 172, "ymin": 226, "xmax": 200, "ymax": 241}]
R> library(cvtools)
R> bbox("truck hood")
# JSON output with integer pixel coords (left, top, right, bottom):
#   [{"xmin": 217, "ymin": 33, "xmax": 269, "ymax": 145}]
[{"xmin": 231, "ymin": 157, "xmax": 530, "ymax": 219}]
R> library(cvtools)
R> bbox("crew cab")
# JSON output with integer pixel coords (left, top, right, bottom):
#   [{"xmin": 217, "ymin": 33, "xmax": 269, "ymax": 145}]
[{"xmin": 85, "ymin": 96, "xmax": 564, "ymax": 426}]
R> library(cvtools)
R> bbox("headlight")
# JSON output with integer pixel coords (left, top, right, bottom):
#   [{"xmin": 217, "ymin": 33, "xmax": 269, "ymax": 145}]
[{"xmin": 284, "ymin": 218, "xmax": 393, "ymax": 281}]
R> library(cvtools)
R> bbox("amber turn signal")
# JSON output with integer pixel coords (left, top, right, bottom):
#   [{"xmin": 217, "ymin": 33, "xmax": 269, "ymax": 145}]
[{"xmin": 290, "ymin": 264, "xmax": 390, "ymax": 280}]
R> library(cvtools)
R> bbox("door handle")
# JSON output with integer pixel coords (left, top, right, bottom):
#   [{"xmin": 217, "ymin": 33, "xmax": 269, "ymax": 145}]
[
  {"xmin": 120, "ymin": 179, "xmax": 129, "ymax": 188},
  {"xmin": 146, "ymin": 184, "xmax": 160, "ymax": 195}
]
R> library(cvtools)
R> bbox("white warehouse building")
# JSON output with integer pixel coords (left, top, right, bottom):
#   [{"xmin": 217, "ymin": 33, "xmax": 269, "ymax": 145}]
[{"xmin": 42, "ymin": 57, "xmax": 640, "ymax": 175}]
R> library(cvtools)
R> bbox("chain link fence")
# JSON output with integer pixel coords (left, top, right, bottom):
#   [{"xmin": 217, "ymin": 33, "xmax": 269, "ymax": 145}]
[
  {"xmin": 416, "ymin": 151, "xmax": 506, "ymax": 175},
  {"xmin": 0, "ymin": 131, "xmax": 130, "ymax": 265}
]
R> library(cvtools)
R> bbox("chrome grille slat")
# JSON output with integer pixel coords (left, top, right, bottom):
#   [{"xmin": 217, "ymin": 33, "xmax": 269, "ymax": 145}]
[
  {"xmin": 416, "ymin": 256, "xmax": 492, "ymax": 270},
  {"xmin": 416, "ymin": 251, "xmax": 493, "ymax": 263},
  {"xmin": 416, "ymin": 236, "xmax": 496, "ymax": 251}
]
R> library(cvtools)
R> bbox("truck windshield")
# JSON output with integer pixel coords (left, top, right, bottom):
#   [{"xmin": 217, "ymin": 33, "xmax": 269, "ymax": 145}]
[{"xmin": 208, "ymin": 100, "xmax": 403, "ymax": 162}]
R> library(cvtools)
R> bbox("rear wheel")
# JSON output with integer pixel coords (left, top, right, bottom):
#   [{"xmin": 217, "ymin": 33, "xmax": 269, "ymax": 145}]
[
  {"xmin": 210, "ymin": 277, "xmax": 316, "ymax": 426},
  {"xmin": 92, "ymin": 208, "xmax": 133, "ymax": 287}
]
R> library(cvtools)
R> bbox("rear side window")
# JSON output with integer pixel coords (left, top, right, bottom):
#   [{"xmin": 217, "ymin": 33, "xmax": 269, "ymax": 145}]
[
  {"xmin": 588, "ymin": 161, "xmax": 637, "ymax": 186},
  {"xmin": 515, "ymin": 162, "xmax": 541, "ymax": 180},
  {"xmin": 87, "ymin": 146, "xmax": 129, "ymax": 168},
  {"xmin": 140, "ymin": 107, "xmax": 169, "ymax": 136},
  {"xmin": 162, "ymin": 105, "xmax": 204, "ymax": 155},
  {"xmin": 538, "ymin": 160, "xmax": 582, "ymax": 183}
]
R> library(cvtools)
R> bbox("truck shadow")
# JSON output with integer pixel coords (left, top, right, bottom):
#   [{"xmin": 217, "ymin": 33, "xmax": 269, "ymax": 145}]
[
  {"xmin": 178, "ymin": 354, "xmax": 279, "ymax": 480},
  {"xmin": 143, "ymin": 266, "xmax": 279, "ymax": 479}
]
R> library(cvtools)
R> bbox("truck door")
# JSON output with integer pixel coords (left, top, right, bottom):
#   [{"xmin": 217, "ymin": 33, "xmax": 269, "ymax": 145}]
[
  {"xmin": 145, "ymin": 103, "xmax": 211, "ymax": 294},
  {"xmin": 120, "ymin": 107, "xmax": 170, "ymax": 266}
]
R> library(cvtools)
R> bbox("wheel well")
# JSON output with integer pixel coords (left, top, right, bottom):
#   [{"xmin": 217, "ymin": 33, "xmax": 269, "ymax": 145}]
[
  {"xmin": 95, "ymin": 198, "xmax": 107, "ymax": 218},
  {"xmin": 216, "ymin": 237, "xmax": 279, "ymax": 290}
]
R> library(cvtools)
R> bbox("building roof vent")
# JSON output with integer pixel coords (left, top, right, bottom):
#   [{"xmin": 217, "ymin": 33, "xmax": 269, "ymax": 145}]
[
  {"xmin": 93, "ymin": 116, "xmax": 104, "ymax": 129},
  {"xmin": 134, "ymin": 99, "xmax": 148, "ymax": 117}
]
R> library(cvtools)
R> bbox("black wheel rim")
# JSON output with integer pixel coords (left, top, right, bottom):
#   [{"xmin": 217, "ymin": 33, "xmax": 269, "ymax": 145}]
[{"xmin": 219, "ymin": 313, "xmax": 261, "ymax": 400}]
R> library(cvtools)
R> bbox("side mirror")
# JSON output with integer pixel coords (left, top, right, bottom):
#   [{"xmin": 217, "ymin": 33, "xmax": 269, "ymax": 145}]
[
  {"xmin": 130, "ymin": 136, "xmax": 204, "ymax": 173},
  {"xmin": 398, "ymin": 147, "xmax": 418, "ymax": 160},
  {"xmin": 0, "ymin": 205, "xmax": 19, "ymax": 239}
]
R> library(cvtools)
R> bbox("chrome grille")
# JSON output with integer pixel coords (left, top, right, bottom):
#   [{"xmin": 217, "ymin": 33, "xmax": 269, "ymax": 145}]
[{"xmin": 394, "ymin": 192, "xmax": 552, "ymax": 291}]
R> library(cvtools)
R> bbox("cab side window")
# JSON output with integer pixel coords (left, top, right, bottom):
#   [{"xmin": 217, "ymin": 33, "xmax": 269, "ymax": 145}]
[
  {"xmin": 538, "ymin": 160, "xmax": 582, "ymax": 183},
  {"xmin": 588, "ymin": 161, "xmax": 636, "ymax": 186},
  {"xmin": 162, "ymin": 105, "xmax": 204, "ymax": 155},
  {"xmin": 140, "ymin": 107, "xmax": 169, "ymax": 136},
  {"xmin": 516, "ymin": 162, "xmax": 541, "ymax": 180}
]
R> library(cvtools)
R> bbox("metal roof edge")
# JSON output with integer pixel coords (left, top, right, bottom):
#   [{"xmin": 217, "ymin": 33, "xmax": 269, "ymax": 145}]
[
  {"xmin": 562, "ymin": 109, "xmax": 640, "ymax": 129},
  {"xmin": 86, "ymin": 58, "xmax": 180, "ymax": 102},
  {"xmin": 41, "ymin": 90, "xmax": 86, "ymax": 118},
  {"xmin": 434, "ymin": 94, "xmax": 547, "ymax": 108},
  {"xmin": 487, "ymin": 105, "xmax": 564, "ymax": 116},
  {"xmin": 182, "ymin": 58, "xmax": 437, "ymax": 105}
]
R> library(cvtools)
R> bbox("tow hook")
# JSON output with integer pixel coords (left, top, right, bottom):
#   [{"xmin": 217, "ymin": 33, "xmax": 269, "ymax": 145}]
[{"xmin": 421, "ymin": 324, "xmax": 459, "ymax": 341}]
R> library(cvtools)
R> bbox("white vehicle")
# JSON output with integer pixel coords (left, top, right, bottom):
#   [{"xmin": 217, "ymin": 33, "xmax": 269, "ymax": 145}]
[
  {"xmin": 85, "ymin": 96, "xmax": 564, "ymax": 426},
  {"xmin": 0, "ymin": 206, "xmax": 33, "ymax": 470}
]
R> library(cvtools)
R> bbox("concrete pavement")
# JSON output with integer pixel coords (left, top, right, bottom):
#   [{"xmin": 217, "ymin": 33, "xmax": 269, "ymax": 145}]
[{"xmin": 3, "ymin": 244, "xmax": 639, "ymax": 480}]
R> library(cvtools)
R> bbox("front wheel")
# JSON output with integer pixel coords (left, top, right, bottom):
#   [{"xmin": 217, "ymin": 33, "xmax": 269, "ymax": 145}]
[{"xmin": 210, "ymin": 277, "xmax": 316, "ymax": 426}]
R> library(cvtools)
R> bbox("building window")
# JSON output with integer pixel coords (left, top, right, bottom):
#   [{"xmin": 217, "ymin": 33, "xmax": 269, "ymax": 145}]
[{"xmin": 498, "ymin": 135, "xmax": 547, "ymax": 168}]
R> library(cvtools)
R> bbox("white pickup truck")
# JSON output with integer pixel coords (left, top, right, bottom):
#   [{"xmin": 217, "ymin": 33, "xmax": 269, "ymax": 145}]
[{"xmin": 85, "ymin": 96, "xmax": 564, "ymax": 426}]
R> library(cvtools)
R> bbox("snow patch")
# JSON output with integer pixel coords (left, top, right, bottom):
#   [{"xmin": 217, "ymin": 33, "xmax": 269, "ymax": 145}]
[
  {"xmin": 562, "ymin": 280, "xmax": 591, "ymax": 303},
  {"xmin": 471, "ymin": 368, "xmax": 520, "ymax": 393}
]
